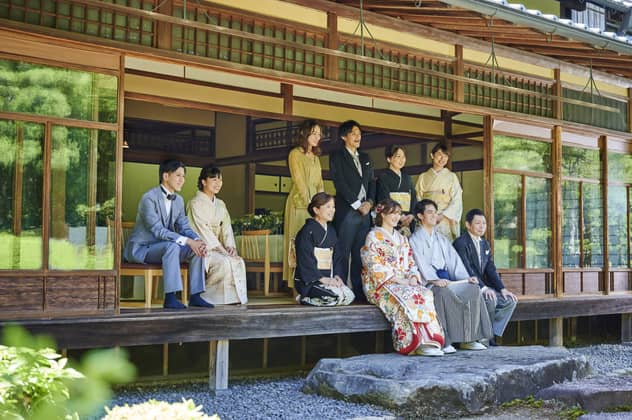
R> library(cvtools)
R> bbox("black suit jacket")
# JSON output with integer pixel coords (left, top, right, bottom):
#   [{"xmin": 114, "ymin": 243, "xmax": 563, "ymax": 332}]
[
  {"xmin": 453, "ymin": 233, "xmax": 505, "ymax": 292},
  {"xmin": 329, "ymin": 146, "xmax": 376, "ymax": 229}
]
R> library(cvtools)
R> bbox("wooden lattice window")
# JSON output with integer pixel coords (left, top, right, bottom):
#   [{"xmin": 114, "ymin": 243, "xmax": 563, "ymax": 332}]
[
  {"xmin": 464, "ymin": 66, "xmax": 553, "ymax": 118},
  {"xmin": 0, "ymin": 0, "xmax": 157, "ymax": 46},
  {"xmin": 170, "ymin": 3, "xmax": 326, "ymax": 78},
  {"xmin": 337, "ymin": 39, "xmax": 454, "ymax": 101},
  {"xmin": 563, "ymin": 88, "xmax": 628, "ymax": 132}
]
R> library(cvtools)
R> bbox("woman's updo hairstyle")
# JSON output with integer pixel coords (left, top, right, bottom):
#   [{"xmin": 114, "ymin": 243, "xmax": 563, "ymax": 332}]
[
  {"xmin": 197, "ymin": 165, "xmax": 222, "ymax": 191},
  {"xmin": 308, "ymin": 192, "xmax": 334, "ymax": 217},
  {"xmin": 374, "ymin": 198, "xmax": 402, "ymax": 227}
]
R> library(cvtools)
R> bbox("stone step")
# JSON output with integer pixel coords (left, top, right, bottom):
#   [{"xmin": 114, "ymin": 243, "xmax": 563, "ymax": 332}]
[
  {"xmin": 303, "ymin": 346, "xmax": 590, "ymax": 419},
  {"xmin": 537, "ymin": 374, "xmax": 632, "ymax": 412}
]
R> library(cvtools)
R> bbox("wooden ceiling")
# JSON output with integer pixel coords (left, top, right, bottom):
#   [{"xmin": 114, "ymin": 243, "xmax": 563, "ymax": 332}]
[{"xmin": 335, "ymin": 0, "xmax": 632, "ymax": 79}]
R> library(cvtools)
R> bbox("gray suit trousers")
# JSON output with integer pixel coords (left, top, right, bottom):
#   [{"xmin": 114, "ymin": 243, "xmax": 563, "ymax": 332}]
[
  {"xmin": 484, "ymin": 290, "xmax": 517, "ymax": 337},
  {"xmin": 144, "ymin": 241, "xmax": 205, "ymax": 295}
]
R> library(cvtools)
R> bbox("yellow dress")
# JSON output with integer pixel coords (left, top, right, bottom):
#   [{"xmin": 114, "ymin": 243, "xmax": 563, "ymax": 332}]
[
  {"xmin": 415, "ymin": 167, "xmax": 463, "ymax": 240},
  {"xmin": 283, "ymin": 147, "xmax": 324, "ymax": 287}
]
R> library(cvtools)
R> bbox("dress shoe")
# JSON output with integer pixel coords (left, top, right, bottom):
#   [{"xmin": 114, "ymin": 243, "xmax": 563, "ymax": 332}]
[
  {"xmin": 461, "ymin": 341, "xmax": 487, "ymax": 351},
  {"xmin": 488, "ymin": 337, "xmax": 499, "ymax": 347}
]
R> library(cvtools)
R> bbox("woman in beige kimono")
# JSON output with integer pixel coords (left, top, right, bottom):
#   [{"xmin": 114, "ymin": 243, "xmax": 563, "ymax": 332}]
[
  {"xmin": 415, "ymin": 143, "xmax": 462, "ymax": 240},
  {"xmin": 188, "ymin": 166, "xmax": 247, "ymax": 305},
  {"xmin": 283, "ymin": 120, "xmax": 325, "ymax": 288}
]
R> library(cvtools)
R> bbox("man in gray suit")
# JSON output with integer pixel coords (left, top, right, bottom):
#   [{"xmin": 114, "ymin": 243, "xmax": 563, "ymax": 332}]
[
  {"xmin": 453, "ymin": 208, "xmax": 517, "ymax": 345},
  {"xmin": 124, "ymin": 159, "xmax": 213, "ymax": 309}
]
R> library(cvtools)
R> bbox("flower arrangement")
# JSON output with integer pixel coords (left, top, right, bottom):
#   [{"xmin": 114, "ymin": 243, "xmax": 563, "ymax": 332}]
[
  {"xmin": 232, "ymin": 208, "xmax": 283, "ymax": 235},
  {"xmin": 103, "ymin": 399, "xmax": 219, "ymax": 420}
]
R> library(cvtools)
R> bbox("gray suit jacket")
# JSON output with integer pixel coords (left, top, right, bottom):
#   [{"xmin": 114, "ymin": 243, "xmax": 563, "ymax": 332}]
[{"xmin": 123, "ymin": 186, "xmax": 199, "ymax": 263}]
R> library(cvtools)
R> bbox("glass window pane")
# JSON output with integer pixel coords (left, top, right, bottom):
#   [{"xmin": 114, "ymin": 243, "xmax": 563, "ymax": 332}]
[
  {"xmin": 562, "ymin": 146, "xmax": 601, "ymax": 179},
  {"xmin": 608, "ymin": 185, "xmax": 628, "ymax": 267},
  {"xmin": 0, "ymin": 120, "xmax": 43, "ymax": 269},
  {"xmin": 49, "ymin": 126, "xmax": 116, "ymax": 269},
  {"xmin": 525, "ymin": 177, "xmax": 551, "ymax": 268},
  {"xmin": 608, "ymin": 152, "xmax": 632, "ymax": 184},
  {"xmin": 0, "ymin": 59, "xmax": 118, "ymax": 123},
  {"xmin": 493, "ymin": 135, "xmax": 551, "ymax": 173},
  {"xmin": 493, "ymin": 173, "xmax": 522, "ymax": 268},
  {"xmin": 562, "ymin": 181, "xmax": 580, "ymax": 267},
  {"xmin": 583, "ymin": 183, "xmax": 603, "ymax": 267}
]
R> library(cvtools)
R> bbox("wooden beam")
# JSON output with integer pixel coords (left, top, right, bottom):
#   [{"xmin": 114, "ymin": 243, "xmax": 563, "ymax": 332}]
[
  {"xmin": 155, "ymin": 0, "xmax": 172, "ymax": 50},
  {"xmin": 628, "ymin": 87, "xmax": 632, "ymax": 133}
]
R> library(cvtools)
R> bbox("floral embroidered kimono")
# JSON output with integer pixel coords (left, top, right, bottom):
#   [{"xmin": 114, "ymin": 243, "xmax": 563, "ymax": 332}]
[
  {"xmin": 415, "ymin": 167, "xmax": 463, "ymax": 240},
  {"xmin": 187, "ymin": 191, "xmax": 247, "ymax": 304},
  {"xmin": 361, "ymin": 227, "xmax": 444, "ymax": 354}
]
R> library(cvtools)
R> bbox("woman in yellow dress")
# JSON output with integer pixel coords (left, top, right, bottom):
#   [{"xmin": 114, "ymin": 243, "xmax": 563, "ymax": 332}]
[{"xmin": 283, "ymin": 120, "xmax": 325, "ymax": 288}]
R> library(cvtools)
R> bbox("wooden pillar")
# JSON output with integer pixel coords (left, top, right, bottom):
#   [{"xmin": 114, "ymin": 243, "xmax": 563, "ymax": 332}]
[
  {"xmin": 374, "ymin": 331, "xmax": 384, "ymax": 353},
  {"xmin": 162, "ymin": 343, "xmax": 169, "ymax": 376},
  {"xmin": 12, "ymin": 123, "xmax": 24, "ymax": 266},
  {"xmin": 246, "ymin": 162, "xmax": 256, "ymax": 214},
  {"xmin": 627, "ymin": 87, "xmax": 632, "ymax": 133},
  {"xmin": 282, "ymin": 83, "xmax": 293, "ymax": 117},
  {"xmin": 553, "ymin": 69, "xmax": 563, "ymax": 120},
  {"xmin": 483, "ymin": 115, "xmax": 494, "ymax": 246},
  {"xmin": 442, "ymin": 110, "xmax": 453, "ymax": 171},
  {"xmin": 454, "ymin": 45, "xmax": 464, "ymax": 103},
  {"xmin": 552, "ymin": 126, "xmax": 563, "ymax": 297},
  {"xmin": 325, "ymin": 12, "xmax": 338, "ymax": 81},
  {"xmin": 600, "ymin": 136, "xmax": 610, "ymax": 294},
  {"xmin": 156, "ymin": 0, "xmax": 173, "ymax": 50},
  {"xmin": 115, "ymin": 55, "xmax": 125, "ymax": 312},
  {"xmin": 549, "ymin": 317, "xmax": 564, "ymax": 347},
  {"xmin": 622, "ymin": 313, "xmax": 632, "ymax": 343},
  {"xmin": 209, "ymin": 340, "xmax": 229, "ymax": 392}
]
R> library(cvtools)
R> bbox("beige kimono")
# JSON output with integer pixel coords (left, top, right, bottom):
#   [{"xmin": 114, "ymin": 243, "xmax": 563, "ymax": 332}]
[
  {"xmin": 187, "ymin": 191, "xmax": 248, "ymax": 304},
  {"xmin": 415, "ymin": 168, "xmax": 463, "ymax": 240}
]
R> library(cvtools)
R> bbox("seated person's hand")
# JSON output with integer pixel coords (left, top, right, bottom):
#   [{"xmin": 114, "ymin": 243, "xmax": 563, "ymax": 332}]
[
  {"xmin": 188, "ymin": 239, "xmax": 207, "ymax": 257},
  {"xmin": 358, "ymin": 201, "xmax": 372, "ymax": 216},
  {"xmin": 320, "ymin": 277, "xmax": 338, "ymax": 287},
  {"xmin": 430, "ymin": 279, "xmax": 449, "ymax": 288},
  {"xmin": 501, "ymin": 288, "xmax": 518, "ymax": 302},
  {"xmin": 483, "ymin": 288, "xmax": 497, "ymax": 302},
  {"xmin": 467, "ymin": 276, "xmax": 479, "ymax": 284},
  {"xmin": 333, "ymin": 275, "xmax": 345, "ymax": 287},
  {"xmin": 225, "ymin": 246, "xmax": 238, "ymax": 257}
]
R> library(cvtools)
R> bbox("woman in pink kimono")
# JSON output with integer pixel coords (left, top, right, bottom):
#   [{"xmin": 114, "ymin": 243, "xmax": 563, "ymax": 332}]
[{"xmin": 361, "ymin": 199, "xmax": 445, "ymax": 356}]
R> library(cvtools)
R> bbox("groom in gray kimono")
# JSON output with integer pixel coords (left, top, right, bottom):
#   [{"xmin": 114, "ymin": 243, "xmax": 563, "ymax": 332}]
[{"xmin": 124, "ymin": 159, "xmax": 213, "ymax": 309}]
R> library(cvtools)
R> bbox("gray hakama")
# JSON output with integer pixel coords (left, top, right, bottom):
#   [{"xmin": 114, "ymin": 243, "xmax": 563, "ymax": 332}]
[{"xmin": 410, "ymin": 228, "xmax": 493, "ymax": 346}]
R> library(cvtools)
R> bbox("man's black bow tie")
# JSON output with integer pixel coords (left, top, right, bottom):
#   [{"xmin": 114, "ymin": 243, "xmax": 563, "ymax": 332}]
[{"xmin": 161, "ymin": 187, "xmax": 176, "ymax": 201}]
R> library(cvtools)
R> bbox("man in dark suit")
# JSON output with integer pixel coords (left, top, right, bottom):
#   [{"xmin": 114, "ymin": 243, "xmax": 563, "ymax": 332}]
[
  {"xmin": 453, "ymin": 208, "xmax": 517, "ymax": 345},
  {"xmin": 124, "ymin": 159, "xmax": 214, "ymax": 309},
  {"xmin": 329, "ymin": 120, "xmax": 375, "ymax": 302}
]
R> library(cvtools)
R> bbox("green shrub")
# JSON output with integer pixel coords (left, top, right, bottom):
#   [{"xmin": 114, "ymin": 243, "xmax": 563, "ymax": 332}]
[
  {"xmin": 103, "ymin": 399, "xmax": 219, "ymax": 419},
  {"xmin": 0, "ymin": 325, "xmax": 135, "ymax": 419}
]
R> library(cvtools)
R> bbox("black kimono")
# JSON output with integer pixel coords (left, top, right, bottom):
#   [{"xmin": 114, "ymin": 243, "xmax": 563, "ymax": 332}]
[
  {"xmin": 376, "ymin": 169, "xmax": 417, "ymax": 234},
  {"xmin": 294, "ymin": 218, "xmax": 354, "ymax": 306}
]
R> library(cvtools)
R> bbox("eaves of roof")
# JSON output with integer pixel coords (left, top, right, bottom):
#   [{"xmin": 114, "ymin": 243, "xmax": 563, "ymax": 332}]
[{"xmin": 440, "ymin": 0, "xmax": 632, "ymax": 55}]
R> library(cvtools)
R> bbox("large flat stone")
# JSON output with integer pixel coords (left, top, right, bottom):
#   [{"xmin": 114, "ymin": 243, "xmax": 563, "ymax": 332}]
[
  {"xmin": 537, "ymin": 374, "xmax": 632, "ymax": 412},
  {"xmin": 303, "ymin": 346, "xmax": 590, "ymax": 419}
]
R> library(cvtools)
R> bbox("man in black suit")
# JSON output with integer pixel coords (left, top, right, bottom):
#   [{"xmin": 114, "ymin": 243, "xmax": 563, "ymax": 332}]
[
  {"xmin": 453, "ymin": 208, "xmax": 517, "ymax": 345},
  {"xmin": 329, "ymin": 120, "xmax": 375, "ymax": 302}
]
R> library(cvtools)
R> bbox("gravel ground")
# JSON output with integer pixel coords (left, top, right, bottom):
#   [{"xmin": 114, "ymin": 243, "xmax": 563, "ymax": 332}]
[
  {"xmin": 93, "ymin": 344, "xmax": 632, "ymax": 420},
  {"xmin": 96, "ymin": 377, "xmax": 396, "ymax": 420}
]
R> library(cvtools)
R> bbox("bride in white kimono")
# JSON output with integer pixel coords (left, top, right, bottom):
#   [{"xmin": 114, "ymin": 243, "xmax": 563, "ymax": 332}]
[{"xmin": 187, "ymin": 166, "xmax": 248, "ymax": 304}]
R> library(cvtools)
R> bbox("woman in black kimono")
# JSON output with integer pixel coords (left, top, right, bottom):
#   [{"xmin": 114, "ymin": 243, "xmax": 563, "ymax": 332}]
[
  {"xmin": 294, "ymin": 192, "xmax": 355, "ymax": 306},
  {"xmin": 376, "ymin": 144, "xmax": 417, "ymax": 235}
]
